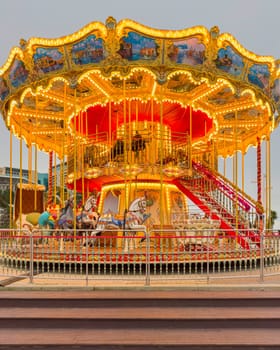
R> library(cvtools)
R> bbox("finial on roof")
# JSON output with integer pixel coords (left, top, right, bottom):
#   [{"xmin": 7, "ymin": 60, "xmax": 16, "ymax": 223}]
[
  {"xmin": 106, "ymin": 16, "xmax": 117, "ymax": 30},
  {"xmin": 210, "ymin": 26, "xmax": 220, "ymax": 39},
  {"xmin": 19, "ymin": 38, "xmax": 27, "ymax": 49}
]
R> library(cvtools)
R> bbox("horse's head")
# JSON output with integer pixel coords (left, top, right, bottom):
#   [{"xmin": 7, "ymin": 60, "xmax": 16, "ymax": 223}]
[
  {"xmin": 128, "ymin": 196, "xmax": 147, "ymax": 213},
  {"xmin": 84, "ymin": 193, "xmax": 99, "ymax": 212},
  {"xmin": 65, "ymin": 196, "xmax": 74, "ymax": 209}
]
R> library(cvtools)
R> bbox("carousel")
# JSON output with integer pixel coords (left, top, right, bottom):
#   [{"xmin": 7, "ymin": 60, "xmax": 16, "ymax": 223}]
[{"xmin": 0, "ymin": 17, "xmax": 279, "ymax": 265}]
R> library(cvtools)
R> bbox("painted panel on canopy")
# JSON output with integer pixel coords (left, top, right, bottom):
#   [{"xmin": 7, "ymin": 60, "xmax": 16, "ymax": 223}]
[
  {"xmin": 207, "ymin": 87, "xmax": 239, "ymax": 106},
  {"xmin": 22, "ymin": 95, "xmax": 64, "ymax": 113},
  {"xmin": 9, "ymin": 59, "xmax": 29, "ymax": 88},
  {"xmin": 272, "ymin": 78, "xmax": 280, "ymax": 114},
  {"xmin": 0, "ymin": 78, "xmax": 9, "ymax": 101},
  {"xmin": 33, "ymin": 48, "xmax": 64, "ymax": 74},
  {"xmin": 167, "ymin": 38, "xmax": 205, "ymax": 65},
  {"xmin": 223, "ymin": 108, "xmax": 261, "ymax": 120},
  {"xmin": 167, "ymin": 74, "xmax": 198, "ymax": 92},
  {"xmin": 118, "ymin": 32, "xmax": 159, "ymax": 61},
  {"xmin": 247, "ymin": 63, "xmax": 270, "ymax": 94},
  {"xmin": 110, "ymin": 73, "xmax": 143, "ymax": 89},
  {"xmin": 239, "ymin": 108, "xmax": 262, "ymax": 119},
  {"xmin": 215, "ymin": 46, "xmax": 244, "ymax": 77},
  {"xmin": 71, "ymin": 34, "xmax": 105, "ymax": 65}
]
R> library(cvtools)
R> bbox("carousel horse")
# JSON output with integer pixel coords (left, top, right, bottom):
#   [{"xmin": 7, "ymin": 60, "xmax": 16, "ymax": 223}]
[
  {"xmin": 15, "ymin": 211, "xmax": 56, "ymax": 231},
  {"xmin": 15, "ymin": 211, "xmax": 56, "ymax": 244},
  {"xmin": 87, "ymin": 196, "xmax": 150, "ymax": 250},
  {"xmin": 57, "ymin": 197, "xmax": 75, "ymax": 230},
  {"xmin": 57, "ymin": 194, "xmax": 100, "ymax": 248},
  {"xmin": 77, "ymin": 194, "xmax": 100, "ymax": 230}
]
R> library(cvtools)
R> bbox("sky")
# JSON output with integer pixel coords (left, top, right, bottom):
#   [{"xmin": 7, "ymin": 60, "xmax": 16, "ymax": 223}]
[{"xmin": 0, "ymin": 0, "xmax": 280, "ymax": 226}]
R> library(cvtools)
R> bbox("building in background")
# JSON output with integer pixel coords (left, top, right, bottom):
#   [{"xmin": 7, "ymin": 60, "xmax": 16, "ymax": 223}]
[
  {"xmin": 0, "ymin": 167, "xmax": 48, "ymax": 227},
  {"xmin": 51, "ymin": 162, "xmax": 67, "ymax": 189},
  {"xmin": 0, "ymin": 167, "xmax": 29, "ymax": 182},
  {"xmin": 38, "ymin": 172, "xmax": 48, "ymax": 190}
]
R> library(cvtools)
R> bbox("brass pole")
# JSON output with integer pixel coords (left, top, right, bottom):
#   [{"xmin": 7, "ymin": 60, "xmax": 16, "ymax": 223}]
[
  {"xmin": 81, "ymin": 110, "xmax": 85, "ymax": 204},
  {"xmin": 242, "ymin": 151, "xmax": 245, "ymax": 193},
  {"xmin": 48, "ymin": 151, "xmax": 53, "ymax": 205},
  {"xmin": 266, "ymin": 136, "xmax": 271, "ymax": 228},
  {"xmin": 19, "ymin": 125, "xmax": 23, "ymax": 229},
  {"xmin": 34, "ymin": 93, "xmax": 38, "ymax": 211},
  {"xmin": 189, "ymin": 105, "xmax": 192, "ymax": 171},
  {"xmin": 160, "ymin": 87, "xmax": 164, "ymax": 226},
  {"xmin": 109, "ymin": 100, "xmax": 112, "ymax": 155},
  {"xmin": 61, "ymin": 83, "xmax": 67, "ymax": 206},
  {"xmin": 257, "ymin": 137, "xmax": 262, "ymax": 205},
  {"xmin": 223, "ymin": 131, "xmax": 226, "ymax": 177},
  {"xmin": 28, "ymin": 145, "xmax": 32, "ymax": 184},
  {"xmin": 54, "ymin": 130, "xmax": 57, "ymax": 206},
  {"xmin": 73, "ymin": 88, "xmax": 77, "ymax": 233},
  {"xmin": 85, "ymin": 109, "xmax": 89, "ymax": 198},
  {"xmin": 35, "ymin": 145, "xmax": 37, "ymax": 211},
  {"xmin": 9, "ymin": 127, "xmax": 13, "ymax": 228},
  {"xmin": 151, "ymin": 97, "xmax": 154, "ymax": 164},
  {"xmin": 123, "ymin": 79, "xmax": 128, "ymax": 209},
  {"xmin": 234, "ymin": 111, "xmax": 238, "ymax": 240}
]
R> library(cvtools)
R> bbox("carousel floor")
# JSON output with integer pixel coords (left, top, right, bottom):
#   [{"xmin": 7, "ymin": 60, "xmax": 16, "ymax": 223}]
[{"xmin": 2, "ymin": 239, "xmax": 262, "ymax": 264}]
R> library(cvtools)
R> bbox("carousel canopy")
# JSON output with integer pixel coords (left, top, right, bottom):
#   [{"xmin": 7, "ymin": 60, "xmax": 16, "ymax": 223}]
[{"xmin": 0, "ymin": 17, "xmax": 279, "ymax": 158}]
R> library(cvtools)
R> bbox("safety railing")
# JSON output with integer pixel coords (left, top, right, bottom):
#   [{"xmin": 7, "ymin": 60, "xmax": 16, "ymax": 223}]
[{"xmin": 1, "ymin": 228, "xmax": 280, "ymax": 286}]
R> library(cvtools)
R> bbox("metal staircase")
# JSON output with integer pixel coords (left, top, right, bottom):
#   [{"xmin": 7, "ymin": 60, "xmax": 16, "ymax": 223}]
[{"xmin": 173, "ymin": 161, "xmax": 264, "ymax": 249}]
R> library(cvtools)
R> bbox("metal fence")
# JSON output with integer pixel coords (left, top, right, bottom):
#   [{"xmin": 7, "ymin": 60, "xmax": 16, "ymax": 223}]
[{"xmin": 0, "ymin": 228, "xmax": 280, "ymax": 286}]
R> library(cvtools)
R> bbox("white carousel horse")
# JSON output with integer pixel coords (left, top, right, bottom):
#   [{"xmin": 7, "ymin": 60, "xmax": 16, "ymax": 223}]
[
  {"xmin": 77, "ymin": 194, "xmax": 100, "ymax": 245},
  {"xmin": 77, "ymin": 194, "xmax": 100, "ymax": 230},
  {"xmin": 87, "ymin": 196, "xmax": 150, "ymax": 251},
  {"xmin": 122, "ymin": 196, "xmax": 150, "ymax": 251}
]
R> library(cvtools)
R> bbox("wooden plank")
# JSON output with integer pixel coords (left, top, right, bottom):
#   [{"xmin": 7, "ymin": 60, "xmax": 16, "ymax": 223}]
[
  {"xmin": 1, "ymin": 290, "xmax": 280, "ymax": 300},
  {"xmin": 1, "ymin": 306, "xmax": 280, "ymax": 319},
  {"xmin": 0, "ymin": 328, "xmax": 279, "ymax": 346}
]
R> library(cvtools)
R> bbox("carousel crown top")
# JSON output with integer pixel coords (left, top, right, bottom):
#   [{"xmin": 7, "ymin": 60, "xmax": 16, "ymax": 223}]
[{"xmin": 0, "ymin": 17, "xmax": 279, "ymax": 162}]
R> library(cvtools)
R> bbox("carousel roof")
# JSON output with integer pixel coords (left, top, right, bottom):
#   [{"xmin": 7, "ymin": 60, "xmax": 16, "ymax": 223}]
[{"xmin": 0, "ymin": 17, "xmax": 279, "ymax": 158}]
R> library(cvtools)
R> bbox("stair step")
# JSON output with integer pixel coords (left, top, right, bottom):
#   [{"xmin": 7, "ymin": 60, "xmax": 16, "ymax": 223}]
[
  {"xmin": 1, "ymin": 306, "xmax": 280, "ymax": 319},
  {"xmin": 2, "ymin": 290, "xmax": 280, "ymax": 300},
  {"xmin": 0, "ymin": 291, "xmax": 279, "ymax": 348},
  {"xmin": 0, "ymin": 328, "xmax": 279, "ymax": 346}
]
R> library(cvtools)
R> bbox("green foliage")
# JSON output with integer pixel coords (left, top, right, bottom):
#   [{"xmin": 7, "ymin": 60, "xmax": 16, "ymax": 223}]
[
  {"xmin": 0, "ymin": 190, "xmax": 13, "ymax": 228},
  {"xmin": 0, "ymin": 189, "xmax": 14, "ymax": 209},
  {"xmin": 270, "ymin": 210, "xmax": 277, "ymax": 229}
]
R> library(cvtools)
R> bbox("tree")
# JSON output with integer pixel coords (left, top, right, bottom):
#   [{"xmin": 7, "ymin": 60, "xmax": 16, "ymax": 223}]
[
  {"xmin": 0, "ymin": 190, "xmax": 14, "ymax": 228},
  {"xmin": 270, "ymin": 210, "xmax": 278, "ymax": 229},
  {"xmin": 0, "ymin": 189, "xmax": 13, "ymax": 209}
]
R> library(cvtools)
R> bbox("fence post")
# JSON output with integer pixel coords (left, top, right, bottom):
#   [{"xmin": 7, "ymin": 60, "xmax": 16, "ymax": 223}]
[
  {"xmin": 145, "ymin": 228, "xmax": 150, "ymax": 286},
  {"xmin": 260, "ymin": 227, "xmax": 265, "ymax": 283},
  {"xmin": 207, "ymin": 230, "xmax": 210, "ymax": 283},
  {"xmin": 85, "ymin": 231, "xmax": 89, "ymax": 287},
  {"xmin": 29, "ymin": 231, "xmax": 34, "ymax": 284}
]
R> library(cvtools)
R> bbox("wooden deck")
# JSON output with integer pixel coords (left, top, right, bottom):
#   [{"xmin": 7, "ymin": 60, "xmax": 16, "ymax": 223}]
[{"xmin": 0, "ymin": 290, "xmax": 280, "ymax": 349}]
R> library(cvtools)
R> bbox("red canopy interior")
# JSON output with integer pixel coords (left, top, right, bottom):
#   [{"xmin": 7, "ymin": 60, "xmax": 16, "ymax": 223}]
[
  {"xmin": 68, "ymin": 101, "xmax": 212, "ymax": 192},
  {"xmin": 73, "ymin": 101, "xmax": 212, "ymax": 139}
]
